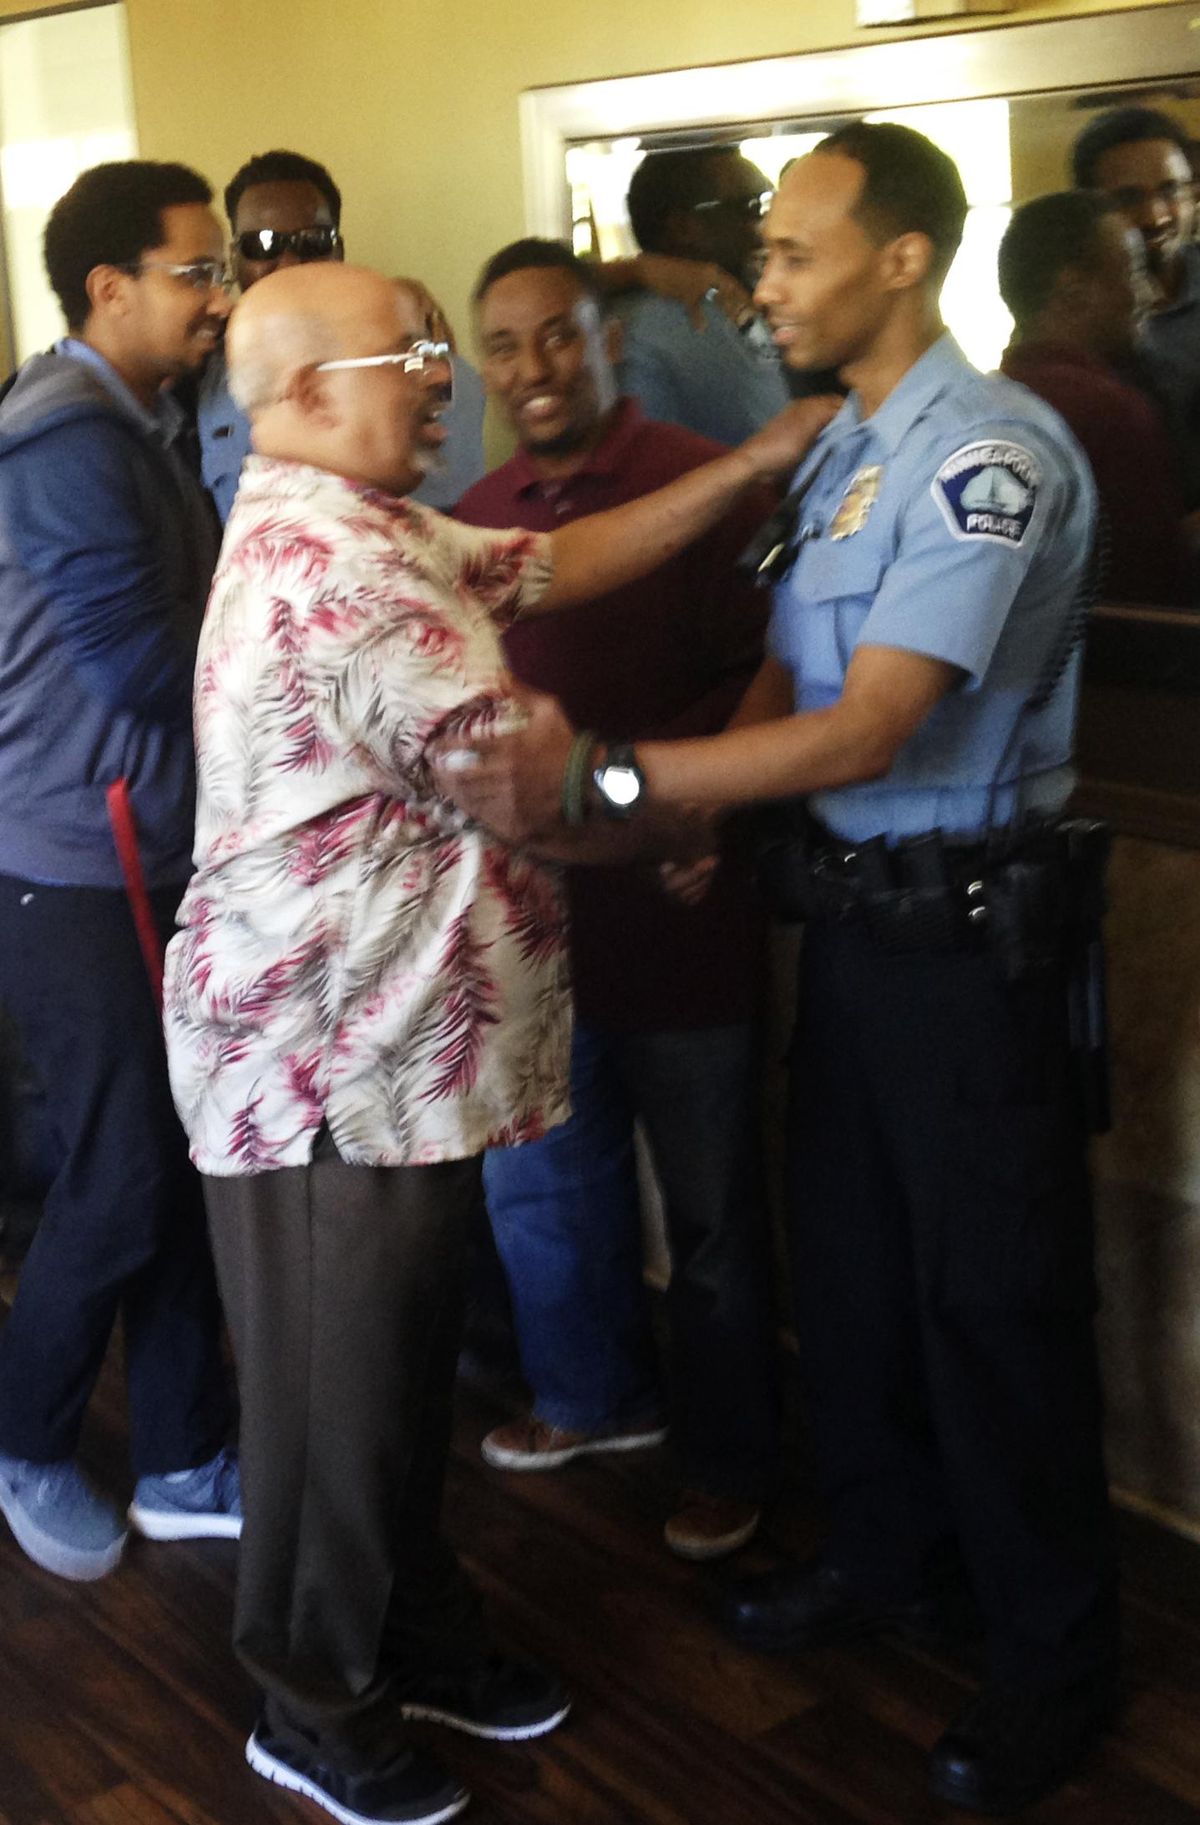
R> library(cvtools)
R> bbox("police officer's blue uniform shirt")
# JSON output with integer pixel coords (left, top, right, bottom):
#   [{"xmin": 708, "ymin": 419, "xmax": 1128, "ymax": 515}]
[
  {"xmin": 768, "ymin": 335, "xmax": 1098, "ymax": 845},
  {"xmin": 197, "ymin": 350, "xmax": 488, "ymax": 524},
  {"xmin": 614, "ymin": 293, "xmax": 790, "ymax": 445}
]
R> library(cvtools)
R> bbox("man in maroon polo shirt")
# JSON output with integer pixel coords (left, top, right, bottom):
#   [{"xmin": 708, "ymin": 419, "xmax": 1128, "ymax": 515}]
[
  {"xmin": 457, "ymin": 237, "xmax": 779, "ymax": 1561},
  {"xmin": 998, "ymin": 189, "xmax": 1194, "ymax": 606}
]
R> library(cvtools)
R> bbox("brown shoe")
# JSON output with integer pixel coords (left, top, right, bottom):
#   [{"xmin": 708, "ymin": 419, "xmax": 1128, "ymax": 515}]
[
  {"xmin": 481, "ymin": 1413, "xmax": 666, "ymax": 1472},
  {"xmin": 665, "ymin": 1490, "xmax": 761, "ymax": 1562}
]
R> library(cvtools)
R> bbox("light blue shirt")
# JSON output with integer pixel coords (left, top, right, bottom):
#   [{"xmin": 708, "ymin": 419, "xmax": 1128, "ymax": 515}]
[
  {"xmin": 768, "ymin": 335, "xmax": 1097, "ymax": 845},
  {"xmin": 614, "ymin": 293, "xmax": 789, "ymax": 446},
  {"xmin": 197, "ymin": 350, "xmax": 487, "ymax": 523},
  {"xmin": 57, "ymin": 337, "xmax": 184, "ymax": 448}
]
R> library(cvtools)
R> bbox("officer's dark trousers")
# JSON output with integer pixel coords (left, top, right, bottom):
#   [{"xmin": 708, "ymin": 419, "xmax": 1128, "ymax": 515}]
[
  {"xmin": 788, "ymin": 922, "xmax": 1118, "ymax": 1691},
  {"xmin": 205, "ymin": 1146, "xmax": 487, "ymax": 1771},
  {"xmin": 0, "ymin": 874, "xmax": 229, "ymax": 1473}
]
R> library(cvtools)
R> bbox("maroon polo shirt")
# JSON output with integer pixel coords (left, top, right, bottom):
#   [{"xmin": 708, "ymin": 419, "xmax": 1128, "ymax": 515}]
[
  {"xmin": 455, "ymin": 398, "xmax": 772, "ymax": 1033},
  {"xmin": 1000, "ymin": 341, "xmax": 1190, "ymax": 606}
]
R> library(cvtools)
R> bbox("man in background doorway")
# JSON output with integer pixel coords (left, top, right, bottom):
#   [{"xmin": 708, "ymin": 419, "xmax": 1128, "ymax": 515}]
[
  {"xmin": 999, "ymin": 188, "xmax": 1194, "ymax": 605},
  {"xmin": 614, "ymin": 146, "xmax": 791, "ymax": 443},
  {"xmin": 1073, "ymin": 105, "xmax": 1200, "ymax": 499}
]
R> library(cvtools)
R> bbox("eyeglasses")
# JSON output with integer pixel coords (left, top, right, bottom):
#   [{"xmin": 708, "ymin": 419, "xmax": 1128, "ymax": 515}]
[
  {"xmin": 313, "ymin": 343, "xmax": 454, "ymax": 403},
  {"xmin": 122, "ymin": 258, "xmax": 233, "ymax": 293},
  {"xmin": 233, "ymin": 226, "xmax": 342, "ymax": 263},
  {"xmin": 692, "ymin": 191, "xmax": 773, "ymax": 222},
  {"xmin": 317, "ymin": 339, "xmax": 452, "ymax": 376}
]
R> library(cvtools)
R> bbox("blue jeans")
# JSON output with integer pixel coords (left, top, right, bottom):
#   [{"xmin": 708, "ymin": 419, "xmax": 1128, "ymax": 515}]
[{"xmin": 484, "ymin": 1022, "xmax": 778, "ymax": 1500}]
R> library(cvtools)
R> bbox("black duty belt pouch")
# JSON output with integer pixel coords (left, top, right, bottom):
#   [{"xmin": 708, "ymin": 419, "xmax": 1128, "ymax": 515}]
[
  {"xmin": 755, "ymin": 799, "xmax": 829, "ymax": 924},
  {"xmin": 857, "ymin": 884, "xmax": 969, "ymax": 955}
]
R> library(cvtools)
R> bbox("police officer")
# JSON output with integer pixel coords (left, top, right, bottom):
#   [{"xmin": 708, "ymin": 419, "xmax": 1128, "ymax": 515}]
[{"xmin": 434, "ymin": 122, "xmax": 1119, "ymax": 1815}]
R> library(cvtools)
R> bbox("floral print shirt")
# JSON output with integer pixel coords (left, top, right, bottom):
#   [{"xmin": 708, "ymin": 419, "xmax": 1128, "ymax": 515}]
[{"xmin": 164, "ymin": 455, "xmax": 571, "ymax": 1176}]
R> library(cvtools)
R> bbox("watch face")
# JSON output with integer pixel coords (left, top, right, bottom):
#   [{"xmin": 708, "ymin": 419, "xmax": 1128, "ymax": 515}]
[{"xmin": 599, "ymin": 764, "xmax": 642, "ymax": 808}]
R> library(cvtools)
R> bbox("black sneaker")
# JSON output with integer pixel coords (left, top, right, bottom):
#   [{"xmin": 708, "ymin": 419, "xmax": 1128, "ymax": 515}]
[
  {"xmin": 400, "ymin": 1655, "xmax": 571, "ymax": 1740},
  {"xmin": 246, "ymin": 1724, "xmax": 469, "ymax": 1825}
]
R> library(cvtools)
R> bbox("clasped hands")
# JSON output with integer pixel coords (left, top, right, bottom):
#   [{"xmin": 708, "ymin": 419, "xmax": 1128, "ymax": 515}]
[{"xmin": 430, "ymin": 685, "xmax": 720, "ymax": 904}]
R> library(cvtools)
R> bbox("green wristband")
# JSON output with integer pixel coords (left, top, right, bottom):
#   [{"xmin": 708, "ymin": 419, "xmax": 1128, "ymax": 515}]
[{"xmin": 561, "ymin": 730, "xmax": 597, "ymax": 828}]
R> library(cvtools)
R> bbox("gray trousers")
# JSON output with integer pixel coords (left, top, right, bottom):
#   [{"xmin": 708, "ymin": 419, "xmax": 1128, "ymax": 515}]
[{"xmin": 205, "ymin": 1145, "xmax": 486, "ymax": 1770}]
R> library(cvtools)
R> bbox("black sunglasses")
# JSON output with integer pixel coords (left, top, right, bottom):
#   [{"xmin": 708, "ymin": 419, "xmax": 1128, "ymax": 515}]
[
  {"xmin": 691, "ymin": 191, "xmax": 773, "ymax": 222},
  {"xmin": 233, "ymin": 226, "xmax": 341, "ymax": 263}
]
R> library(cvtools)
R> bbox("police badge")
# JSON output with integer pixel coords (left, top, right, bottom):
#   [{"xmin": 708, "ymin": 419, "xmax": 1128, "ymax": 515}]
[{"xmin": 829, "ymin": 465, "xmax": 882, "ymax": 540}]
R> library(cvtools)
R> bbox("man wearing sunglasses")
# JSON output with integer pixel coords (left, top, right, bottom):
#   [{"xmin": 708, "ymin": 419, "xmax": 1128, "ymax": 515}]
[
  {"xmin": 613, "ymin": 146, "xmax": 791, "ymax": 445},
  {"xmin": 198, "ymin": 149, "xmax": 345, "ymax": 522},
  {"xmin": 199, "ymin": 149, "xmax": 489, "ymax": 520},
  {"xmin": 0, "ymin": 159, "xmax": 240, "ymax": 1583}
]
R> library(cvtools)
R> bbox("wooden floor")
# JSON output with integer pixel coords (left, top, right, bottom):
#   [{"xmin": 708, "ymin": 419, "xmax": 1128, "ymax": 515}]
[{"xmin": 2, "ymin": 1335, "xmax": 1200, "ymax": 1825}]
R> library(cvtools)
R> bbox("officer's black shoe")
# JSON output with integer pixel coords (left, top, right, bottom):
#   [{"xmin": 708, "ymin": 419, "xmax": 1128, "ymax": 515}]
[
  {"xmin": 719, "ymin": 1559, "xmax": 940, "ymax": 1653},
  {"xmin": 928, "ymin": 1674, "xmax": 1119, "ymax": 1814}
]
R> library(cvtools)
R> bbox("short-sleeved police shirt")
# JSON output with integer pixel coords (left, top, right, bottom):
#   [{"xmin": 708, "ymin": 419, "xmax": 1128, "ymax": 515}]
[{"xmin": 767, "ymin": 335, "xmax": 1097, "ymax": 844}]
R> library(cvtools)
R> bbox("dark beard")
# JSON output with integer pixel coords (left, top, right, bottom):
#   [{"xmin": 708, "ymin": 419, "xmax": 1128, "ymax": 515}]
[{"xmin": 524, "ymin": 422, "xmax": 593, "ymax": 458}]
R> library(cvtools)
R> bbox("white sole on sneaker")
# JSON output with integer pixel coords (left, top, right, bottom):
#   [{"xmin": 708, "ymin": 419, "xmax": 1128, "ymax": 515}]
[
  {"xmin": 127, "ymin": 1504, "xmax": 242, "ymax": 1541},
  {"xmin": 481, "ymin": 1427, "xmax": 667, "ymax": 1471},
  {"xmin": 399, "ymin": 1698, "xmax": 571, "ymax": 1741},
  {"xmin": 0, "ymin": 1484, "xmax": 125, "ymax": 1582},
  {"xmin": 245, "ymin": 1733, "xmax": 469, "ymax": 1825}
]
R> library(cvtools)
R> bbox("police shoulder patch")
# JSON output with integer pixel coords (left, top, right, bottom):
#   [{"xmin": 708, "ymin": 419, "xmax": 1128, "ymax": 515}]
[{"xmin": 931, "ymin": 440, "xmax": 1041, "ymax": 547}]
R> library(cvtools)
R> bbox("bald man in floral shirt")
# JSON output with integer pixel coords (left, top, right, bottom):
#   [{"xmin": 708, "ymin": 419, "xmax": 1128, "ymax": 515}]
[{"xmin": 163, "ymin": 261, "xmax": 829, "ymax": 1825}]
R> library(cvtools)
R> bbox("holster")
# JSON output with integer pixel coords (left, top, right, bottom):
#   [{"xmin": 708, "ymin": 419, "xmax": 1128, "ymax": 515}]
[{"xmin": 756, "ymin": 807, "xmax": 1114, "ymax": 1131}]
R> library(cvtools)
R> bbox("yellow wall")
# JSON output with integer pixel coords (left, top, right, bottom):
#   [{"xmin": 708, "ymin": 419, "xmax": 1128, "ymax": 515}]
[{"xmin": 0, "ymin": 0, "xmax": 1186, "ymax": 335}]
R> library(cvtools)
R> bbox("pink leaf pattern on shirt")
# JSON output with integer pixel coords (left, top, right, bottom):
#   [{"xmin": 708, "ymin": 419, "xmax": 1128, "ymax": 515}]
[
  {"xmin": 229, "ymin": 1094, "xmax": 274, "ymax": 1171},
  {"xmin": 421, "ymin": 911, "xmax": 500, "ymax": 1103},
  {"xmin": 454, "ymin": 538, "xmax": 541, "ymax": 625},
  {"xmin": 229, "ymin": 514, "xmax": 334, "ymax": 585},
  {"xmin": 287, "ymin": 801, "xmax": 365, "ymax": 885},
  {"xmin": 282, "ymin": 1050, "xmax": 326, "ymax": 1127},
  {"xmin": 483, "ymin": 848, "xmax": 567, "ymax": 965},
  {"xmin": 269, "ymin": 595, "xmax": 335, "ymax": 773},
  {"xmin": 233, "ymin": 933, "xmax": 328, "ymax": 1027}
]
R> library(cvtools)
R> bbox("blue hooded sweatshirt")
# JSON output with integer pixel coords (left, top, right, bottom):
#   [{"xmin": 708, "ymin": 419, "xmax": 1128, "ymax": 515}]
[{"xmin": 0, "ymin": 347, "xmax": 219, "ymax": 889}]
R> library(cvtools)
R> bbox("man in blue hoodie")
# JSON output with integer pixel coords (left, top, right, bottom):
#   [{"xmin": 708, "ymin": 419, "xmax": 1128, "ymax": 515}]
[{"xmin": 0, "ymin": 159, "xmax": 241, "ymax": 1580}]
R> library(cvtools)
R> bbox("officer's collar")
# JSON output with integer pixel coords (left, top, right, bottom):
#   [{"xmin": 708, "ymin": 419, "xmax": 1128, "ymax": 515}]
[{"xmin": 834, "ymin": 333, "xmax": 969, "ymax": 459}]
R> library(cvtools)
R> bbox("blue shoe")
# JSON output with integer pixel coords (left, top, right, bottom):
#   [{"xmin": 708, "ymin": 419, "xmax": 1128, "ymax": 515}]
[
  {"xmin": 128, "ymin": 1445, "xmax": 242, "ymax": 1540},
  {"xmin": 0, "ymin": 1454, "xmax": 126, "ymax": 1581}
]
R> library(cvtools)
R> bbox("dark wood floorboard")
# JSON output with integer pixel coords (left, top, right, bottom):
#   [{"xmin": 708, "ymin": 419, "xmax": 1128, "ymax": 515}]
[{"xmin": 1, "ymin": 1297, "xmax": 1199, "ymax": 1825}]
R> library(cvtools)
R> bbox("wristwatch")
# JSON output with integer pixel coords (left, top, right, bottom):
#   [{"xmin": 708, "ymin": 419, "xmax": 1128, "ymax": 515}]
[{"xmin": 592, "ymin": 743, "xmax": 645, "ymax": 819}]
